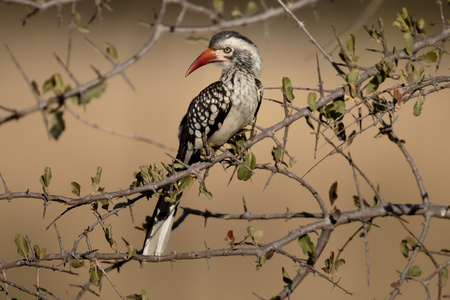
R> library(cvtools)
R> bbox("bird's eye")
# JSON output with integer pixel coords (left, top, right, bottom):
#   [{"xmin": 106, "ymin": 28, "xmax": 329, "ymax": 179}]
[{"xmin": 223, "ymin": 47, "xmax": 232, "ymax": 53}]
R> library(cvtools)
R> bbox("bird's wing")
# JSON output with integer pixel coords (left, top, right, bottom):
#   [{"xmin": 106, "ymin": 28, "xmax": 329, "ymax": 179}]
[
  {"xmin": 176, "ymin": 81, "xmax": 231, "ymax": 165},
  {"xmin": 254, "ymin": 78, "xmax": 263, "ymax": 120}
]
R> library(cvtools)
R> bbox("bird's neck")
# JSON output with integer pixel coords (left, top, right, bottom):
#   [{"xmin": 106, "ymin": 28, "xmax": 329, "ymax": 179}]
[{"xmin": 220, "ymin": 66, "xmax": 255, "ymax": 83}]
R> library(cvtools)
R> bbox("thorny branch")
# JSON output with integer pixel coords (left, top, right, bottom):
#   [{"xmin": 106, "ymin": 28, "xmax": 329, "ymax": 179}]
[{"xmin": 1, "ymin": 0, "xmax": 450, "ymax": 299}]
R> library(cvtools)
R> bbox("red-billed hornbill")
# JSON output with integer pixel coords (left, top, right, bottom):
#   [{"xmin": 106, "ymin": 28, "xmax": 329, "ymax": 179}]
[{"xmin": 143, "ymin": 31, "xmax": 263, "ymax": 255}]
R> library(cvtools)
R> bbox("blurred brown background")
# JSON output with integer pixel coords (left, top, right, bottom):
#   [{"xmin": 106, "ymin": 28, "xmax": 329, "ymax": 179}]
[{"xmin": 0, "ymin": 0, "xmax": 449, "ymax": 299}]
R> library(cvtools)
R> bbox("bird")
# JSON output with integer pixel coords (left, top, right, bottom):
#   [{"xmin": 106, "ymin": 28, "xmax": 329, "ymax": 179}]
[{"xmin": 142, "ymin": 31, "xmax": 263, "ymax": 256}]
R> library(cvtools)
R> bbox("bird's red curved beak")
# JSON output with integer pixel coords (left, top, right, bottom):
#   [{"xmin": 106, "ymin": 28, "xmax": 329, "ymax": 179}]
[{"xmin": 185, "ymin": 48, "xmax": 222, "ymax": 77}]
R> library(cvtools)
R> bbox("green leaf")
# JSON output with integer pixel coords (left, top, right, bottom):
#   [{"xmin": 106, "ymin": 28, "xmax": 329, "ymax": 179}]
[
  {"xmin": 106, "ymin": 42, "xmax": 118, "ymax": 62},
  {"xmin": 127, "ymin": 245, "xmax": 136, "ymax": 260},
  {"xmin": 281, "ymin": 77, "xmax": 295, "ymax": 103},
  {"xmin": 307, "ymin": 92, "xmax": 317, "ymax": 111},
  {"xmin": 230, "ymin": 7, "xmax": 242, "ymax": 19},
  {"xmin": 418, "ymin": 49, "xmax": 440, "ymax": 63},
  {"xmin": 69, "ymin": 259, "xmax": 85, "ymax": 268},
  {"xmin": 282, "ymin": 267, "xmax": 293, "ymax": 288},
  {"xmin": 298, "ymin": 234, "xmax": 316, "ymax": 262},
  {"xmin": 400, "ymin": 239, "xmax": 409, "ymax": 258},
  {"xmin": 383, "ymin": 57, "xmax": 395, "ymax": 71},
  {"xmin": 15, "ymin": 234, "xmax": 29, "ymax": 259},
  {"xmin": 212, "ymin": 0, "xmax": 224, "ymax": 15},
  {"xmin": 324, "ymin": 99, "xmax": 346, "ymax": 121},
  {"xmin": 42, "ymin": 73, "xmax": 64, "ymax": 95},
  {"xmin": 247, "ymin": 226, "xmax": 254, "ymax": 237},
  {"xmin": 126, "ymin": 290, "xmax": 149, "ymax": 300},
  {"xmin": 237, "ymin": 152, "xmax": 256, "ymax": 181},
  {"xmin": 71, "ymin": 181, "xmax": 81, "ymax": 196},
  {"xmin": 366, "ymin": 73, "xmax": 385, "ymax": 94},
  {"xmin": 413, "ymin": 95, "xmax": 425, "ymax": 116},
  {"xmin": 91, "ymin": 166, "xmax": 103, "ymax": 191},
  {"xmin": 33, "ymin": 245, "xmax": 46, "ymax": 260},
  {"xmin": 289, "ymin": 156, "xmax": 299, "ymax": 168},
  {"xmin": 404, "ymin": 32, "xmax": 414, "ymax": 56},
  {"xmin": 199, "ymin": 183, "xmax": 213, "ymax": 200},
  {"xmin": 346, "ymin": 34, "xmax": 356, "ymax": 58},
  {"xmin": 252, "ymin": 230, "xmax": 263, "ymax": 245},
  {"xmin": 73, "ymin": 82, "xmax": 108, "ymax": 105},
  {"xmin": 407, "ymin": 265, "xmax": 422, "ymax": 277},
  {"xmin": 77, "ymin": 25, "xmax": 90, "ymax": 33},
  {"xmin": 335, "ymin": 258, "xmax": 346, "ymax": 270},
  {"xmin": 246, "ymin": 1, "xmax": 258, "ymax": 15},
  {"xmin": 40, "ymin": 167, "xmax": 52, "ymax": 189},
  {"xmin": 104, "ymin": 224, "xmax": 114, "ymax": 247},
  {"xmin": 49, "ymin": 111, "xmax": 65, "ymax": 140},
  {"xmin": 89, "ymin": 265, "xmax": 102, "ymax": 287},
  {"xmin": 271, "ymin": 145, "xmax": 282, "ymax": 163},
  {"xmin": 346, "ymin": 69, "xmax": 359, "ymax": 84},
  {"xmin": 443, "ymin": 267, "xmax": 448, "ymax": 284}
]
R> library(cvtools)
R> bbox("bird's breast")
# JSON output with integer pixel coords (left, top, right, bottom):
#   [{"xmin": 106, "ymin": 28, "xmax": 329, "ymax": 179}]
[{"xmin": 208, "ymin": 71, "xmax": 259, "ymax": 146}]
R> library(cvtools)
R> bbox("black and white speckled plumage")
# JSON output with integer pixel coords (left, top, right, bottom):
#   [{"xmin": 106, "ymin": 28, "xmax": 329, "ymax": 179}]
[{"xmin": 143, "ymin": 31, "xmax": 263, "ymax": 256}]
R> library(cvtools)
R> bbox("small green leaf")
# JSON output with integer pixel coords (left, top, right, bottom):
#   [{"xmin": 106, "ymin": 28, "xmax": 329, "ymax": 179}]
[
  {"xmin": 69, "ymin": 259, "xmax": 85, "ymax": 268},
  {"xmin": 307, "ymin": 92, "xmax": 317, "ymax": 111},
  {"xmin": 289, "ymin": 156, "xmax": 299, "ymax": 168},
  {"xmin": 271, "ymin": 146, "xmax": 282, "ymax": 163},
  {"xmin": 91, "ymin": 166, "xmax": 103, "ymax": 191},
  {"xmin": 212, "ymin": 0, "xmax": 224, "ymax": 15},
  {"xmin": 413, "ymin": 95, "xmax": 425, "ymax": 116},
  {"xmin": 346, "ymin": 69, "xmax": 359, "ymax": 84},
  {"xmin": 199, "ymin": 183, "xmax": 213, "ymax": 200},
  {"xmin": 335, "ymin": 258, "xmax": 346, "ymax": 270},
  {"xmin": 404, "ymin": 32, "xmax": 414, "ymax": 56},
  {"xmin": 230, "ymin": 7, "xmax": 242, "ymax": 19},
  {"xmin": 281, "ymin": 77, "xmax": 295, "ymax": 103},
  {"xmin": 246, "ymin": 1, "xmax": 258, "ymax": 15},
  {"xmin": 49, "ymin": 111, "xmax": 65, "ymax": 140},
  {"xmin": 298, "ymin": 234, "xmax": 316, "ymax": 262},
  {"xmin": 77, "ymin": 25, "xmax": 90, "ymax": 33},
  {"xmin": 104, "ymin": 224, "xmax": 114, "ymax": 247},
  {"xmin": 40, "ymin": 167, "xmax": 52, "ymax": 188},
  {"xmin": 42, "ymin": 73, "xmax": 64, "ymax": 94},
  {"xmin": 14, "ymin": 234, "xmax": 29, "ymax": 260},
  {"xmin": 89, "ymin": 265, "xmax": 102, "ymax": 287},
  {"xmin": 33, "ymin": 245, "xmax": 46, "ymax": 260},
  {"xmin": 418, "ymin": 49, "xmax": 440, "ymax": 63},
  {"xmin": 407, "ymin": 265, "xmax": 422, "ymax": 277},
  {"xmin": 346, "ymin": 34, "xmax": 356, "ymax": 59},
  {"xmin": 400, "ymin": 239, "xmax": 409, "ymax": 258},
  {"xmin": 247, "ymin": 226, "xmax": 254, "ymax": 237},
  {"xmin": 127, "ymin": 245, "xmax": 136, "ymax": 260},
  {"xmin": 126, "ymin": 290, "xmax": 149, "ymax": 300},
  {"xmin": 324, "ymin": 99, "xmax": 346, "ymax": 121},
  {"xmin": 252, "ymin": 230, "xmax": 263, "ymax": 245},
  {"xmin": 71, "ymin": 181, "xmax": 81, "ymax": 196},
  {"xmin": 237, "ymin": 152, "xmax": 256, "ymax": 181},
  {"xmin": 73, "ymin": 82, "xmax": 108, "ymax": 105},
  {"xmin": 282, "ymin": 267, "xmax": 293, "ymax": 287},
  {"xmin": 106, "ymin": 42, "xmax": 118, "ymax": 62},
  {"xmin": 443, "ymin": 267, "xmax": 448, "ymax": 284}
]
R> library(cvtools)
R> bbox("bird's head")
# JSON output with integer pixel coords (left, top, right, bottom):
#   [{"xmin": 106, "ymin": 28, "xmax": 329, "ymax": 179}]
[{"xmin": 185, "ymin": 31, "xmax": 262, "ymax": 78}]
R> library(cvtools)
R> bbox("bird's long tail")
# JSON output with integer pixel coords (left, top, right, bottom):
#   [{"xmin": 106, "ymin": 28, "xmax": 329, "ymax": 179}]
[{"xmin": 142, "ymin": 190, "xmax": 181, "ymax": 256}]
